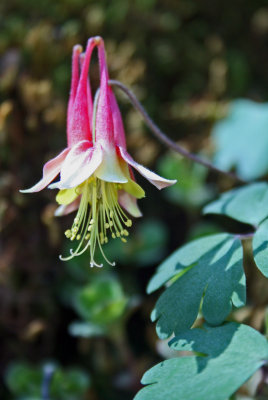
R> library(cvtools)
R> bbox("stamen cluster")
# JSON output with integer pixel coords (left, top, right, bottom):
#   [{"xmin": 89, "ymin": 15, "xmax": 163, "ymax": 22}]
[{"xmin": 61, "ymin": 178, "xmax": 132, "ymax": 267}]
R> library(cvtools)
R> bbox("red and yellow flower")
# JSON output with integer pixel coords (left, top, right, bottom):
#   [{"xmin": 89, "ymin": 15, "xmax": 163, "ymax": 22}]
[{"xmin": 21, "ymin": 36, "xmax": 176, "ymax": 267}]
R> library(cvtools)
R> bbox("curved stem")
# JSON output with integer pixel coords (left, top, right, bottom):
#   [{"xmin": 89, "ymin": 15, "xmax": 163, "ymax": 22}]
[{"xmin": 109, "ymin": 79, "xmax": 245, "ymax": 184}]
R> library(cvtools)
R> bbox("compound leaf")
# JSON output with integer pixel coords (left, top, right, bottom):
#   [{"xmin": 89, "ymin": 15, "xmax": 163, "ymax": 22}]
[
  {"xmin": 203, "ymin": 182, "xmax": 268, "ymax": 226},
  {"xmin": 253, "ymin": 218, "xmax": 268, "ymax": 277},
  {"xmin": 135, "ymin": 323, "xmax": 268, "ymax": 400},
  {"xmin": 212, "ymin": 100, "xmax": 268, "ymax": 180},
  {"xmin": 149, "ymin": 234, "xmax": 245, "ymax": 339}
]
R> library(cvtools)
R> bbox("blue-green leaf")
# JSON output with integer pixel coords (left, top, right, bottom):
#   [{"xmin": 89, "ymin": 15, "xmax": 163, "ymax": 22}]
[
  {"xmin": 148, "ymin": 234, "xmax": 245, "ymax": 339},
  {"xmin": 148, "ymin": 233, "xmax": 231, "ymax": 294},
  {"xmin": 135, "ymin": 323, "xmax": 268, "ymax": 400},
  {"xmin": 203, "ymin": 182, "xmax": 268, "ymax": 226},
  {"xmin": 212, "ymin": 100, "xmax": 268, "ymax": 180},
  {"xmin": 253, "ymin": 218, "xmax": 268, "ymax": 277}
]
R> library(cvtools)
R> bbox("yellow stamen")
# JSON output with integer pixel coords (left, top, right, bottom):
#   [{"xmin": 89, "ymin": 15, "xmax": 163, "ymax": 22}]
[{"xmin": 59, "ymin": 177, "xmax": 139, "ymax": 267}]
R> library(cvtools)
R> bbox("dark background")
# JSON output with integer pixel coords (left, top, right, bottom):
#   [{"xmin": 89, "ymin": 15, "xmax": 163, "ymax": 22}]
[{"xmin": 1, "ymin": 0, "xmax": 268, "ymax": 399}]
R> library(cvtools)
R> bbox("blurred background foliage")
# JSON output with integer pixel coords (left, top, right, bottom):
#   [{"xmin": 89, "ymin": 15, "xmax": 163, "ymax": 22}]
[{"xmin": 2, "ymin": 0, "xmax": 268, "ymax": 399}]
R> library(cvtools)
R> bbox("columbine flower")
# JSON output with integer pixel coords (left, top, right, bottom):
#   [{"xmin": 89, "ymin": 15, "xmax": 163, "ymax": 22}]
[{"xmin": 21, "ymin": 36, "xmax": 176, "ymax": 268}]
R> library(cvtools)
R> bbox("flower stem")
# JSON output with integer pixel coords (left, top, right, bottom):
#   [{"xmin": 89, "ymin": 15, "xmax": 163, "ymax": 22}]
[{"xmin": 109, "ymin": 79, "xmax": 245, "ymax": 184}]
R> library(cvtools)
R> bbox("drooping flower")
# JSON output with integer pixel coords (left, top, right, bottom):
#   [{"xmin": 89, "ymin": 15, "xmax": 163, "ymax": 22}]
[{"xmin": 21, "ymin": 37, "xmax": 176, "ymax": 267}]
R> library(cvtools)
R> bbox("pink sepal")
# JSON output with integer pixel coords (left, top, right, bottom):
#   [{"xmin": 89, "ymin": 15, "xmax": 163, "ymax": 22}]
[
  {"xmin": 79, "ymin": 52, "xmax": 93, "ymax": 130},
  {"xmin": 119, "ymin": 146, "xmax": 177, "ymax": 189},
  {"xmin": 20, "ymin": 148, "xmax": 70, "ymax": 193},
  {"xmin": 118, "ymin": 191, "xmax": 143, "ymax": 218},
  {"xmin": 67, "ymin": 45, "xmax": 82, "ymax": 143},
  {"xmin": 50, "ymin": 140, "xmax": 102, "ymax": 189},
  {"xmin": 54, "ymin": 196, "xmax": 81, "ymax": 217},
  {"xmin": 67, "ymin": 39, "xmax": 97, "ymax": 147}
]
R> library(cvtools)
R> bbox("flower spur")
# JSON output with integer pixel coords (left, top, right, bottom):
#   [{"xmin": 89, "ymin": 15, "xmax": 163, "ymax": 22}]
[
  {"xmin": 20, "ymin": 37, "xmax": 97, "ymax": 195},
  {"xmin": 21, "ymin": 37, "xmax": 176, "ymax": 268}
]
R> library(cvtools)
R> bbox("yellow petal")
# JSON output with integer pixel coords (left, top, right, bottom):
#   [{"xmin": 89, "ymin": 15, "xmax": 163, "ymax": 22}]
[
  {"xmin": 56, "ymin": 187, "xmax": 80, "ymax": 205},
  {"xmin": 122, "ymin": 179, "xmax": 145, "ymax": 199}
]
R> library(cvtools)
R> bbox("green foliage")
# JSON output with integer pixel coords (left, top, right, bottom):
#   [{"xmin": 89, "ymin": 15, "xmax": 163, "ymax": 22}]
[
  {"xmin": 143, "ymin": 182, "xmax": 268, "ymax": 397},
  {"xmin": 204, "ymin": 183, "xmax": 268, "ymax": 278},
  {"xmin": 148, "ymin": 233, "xmax": 245, "ymax": 339},
  {"xmin": 212, "ymin": 100, "xmax": 268, "ymax": 180},
  {"xmin": 73, "ymin": 275, "xmax": 128, "ymax": 326},
  {"xmin": 5, "ymin": 363, "xmax": 42, "ymax": 398},
  {"xmin": 51, "ymin": 368, "xmax": 90, "ymax": 399},
  {"xmin": 135, "ymin": 323, "xmax": 268, "ymax": 400},
  {"xmin": 253, "ymin": 218, "xmax": 268, "ymax": 277},
  {"xmin": 203, "ymin": 182, "xmax": 268, "ymax": 226},
  {"xmin": 5, "ymin": 362, "xmax": 90, "ymax": 400}
]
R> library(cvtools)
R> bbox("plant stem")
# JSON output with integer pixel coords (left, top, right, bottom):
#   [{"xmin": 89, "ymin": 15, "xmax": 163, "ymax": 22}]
[
  {"xmin": 109, "ymin": 79, "xmax": 245, "ymax": 184},
  {"xmin": 237, "ymin": 232, "xmax": 255, "ymax": 240}
]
